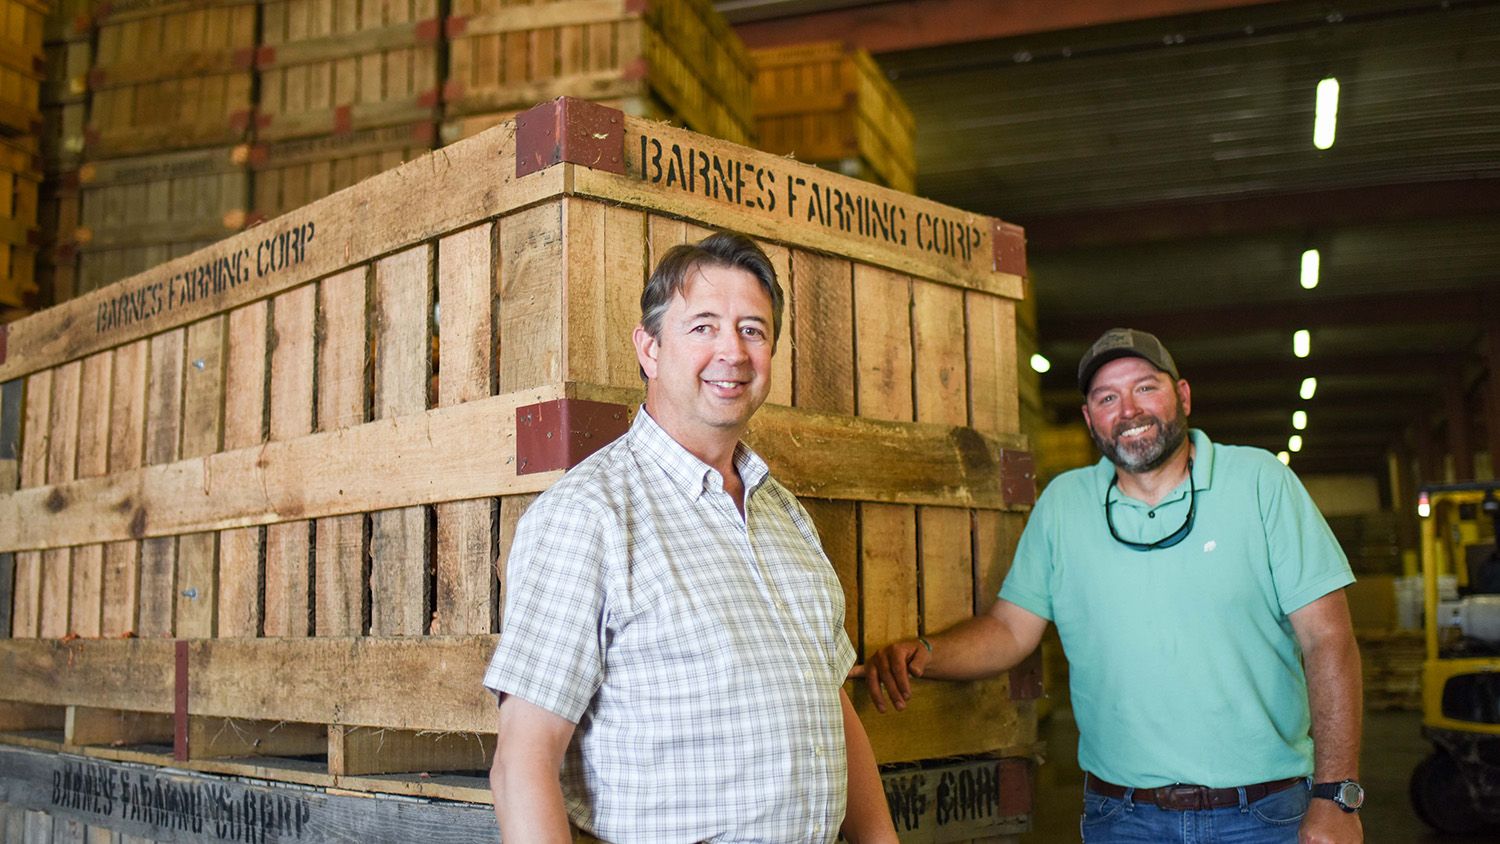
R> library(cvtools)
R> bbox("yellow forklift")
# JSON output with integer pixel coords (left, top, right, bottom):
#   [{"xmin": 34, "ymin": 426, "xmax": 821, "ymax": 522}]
[{"xmin": 1408, "ymin": 481, "xmax": 1500, "ymax": 835}]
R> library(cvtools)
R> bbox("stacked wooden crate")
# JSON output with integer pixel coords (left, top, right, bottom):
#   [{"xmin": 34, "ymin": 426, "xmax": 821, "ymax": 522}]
[
  {"xmin": 251, "ymin": 0, "xmax": 441, "ymax": 222},
  {"xmin": 442, "ymin": 0, "xmax": 753, "ymax": 145},
  {"xmin": 0, "ymin": 100, "xmax": 1036, "ymax": 841},
  {"xmin": 73, "ymin": 0, "xmax": 254, "ymax": 294},
  {"xmin": 751, "ymin": 41, "xmax": 916, "ymax": 193},
  {"xmin": 1357, "ymin": 629, "xmax": 1424, "ymax": 710},
  {"xmin": 0, "ymin": 0, "xmax": 46, "ymax": 312},
  {"xmin": 34, "ymin": 0, "xmax": 93, "ymax": 307}
]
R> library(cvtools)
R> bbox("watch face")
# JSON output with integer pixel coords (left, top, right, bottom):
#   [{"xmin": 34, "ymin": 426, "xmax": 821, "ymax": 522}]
[{"xmin": 1338, "ymin": 781, "xmax": 1365, "ymax": 809}]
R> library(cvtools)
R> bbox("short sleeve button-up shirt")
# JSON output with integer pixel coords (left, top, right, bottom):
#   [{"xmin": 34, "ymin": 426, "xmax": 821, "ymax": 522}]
[{"xmin": 484, "ymin": 409, "xmax": 857, "ymax": 843}]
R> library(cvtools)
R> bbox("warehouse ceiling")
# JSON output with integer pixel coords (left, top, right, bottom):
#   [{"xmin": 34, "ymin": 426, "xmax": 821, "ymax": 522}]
[{"xmin": 724, "ymin": 0, "xmax": 1500, "ymax": 478}]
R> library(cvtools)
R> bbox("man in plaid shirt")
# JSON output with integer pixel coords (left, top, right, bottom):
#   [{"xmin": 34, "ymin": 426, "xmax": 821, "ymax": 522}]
[{"xmin": 484, "ymin": 232, "xmax": 897, "ymax": 843}]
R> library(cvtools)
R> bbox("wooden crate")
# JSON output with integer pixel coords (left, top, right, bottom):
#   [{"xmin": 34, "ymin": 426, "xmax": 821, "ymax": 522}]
[
  {"xmin": 250, "ymin": 120, "xmax": 436, "ymax": 223},
  {"xmin": 444, "ymin": 0, "xmax": 752, "ymax": 145},
  {"xmin": 71, "ymin": 145, "xmax": 250, "ymax": 294},
  {"xmin": 0, "ymin": 98, "xmax": 1033, "ymax": 839},
  {"xmin": 0, "ymin": 138, "xmax": 39, "ymax": 308},
  {"xmin": 752, "ymin": 41, "xmax": 916, "ymax": 193},
  {"xmin": 255, "ymin": 0, "xmax": 442, "ymax": 143},
  {"xmin": 86, "ymin": 0, "xmax": 256, "ymax": 157},
  {"xmin": 0, "ymin": 0, "xmax": 45, "ymax": 138},
  {"xmin": 42, "ymin": 0, "xmax": 97, "ymax": 44}
]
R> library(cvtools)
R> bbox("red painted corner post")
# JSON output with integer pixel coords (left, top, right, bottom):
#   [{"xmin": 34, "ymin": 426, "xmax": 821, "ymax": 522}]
[
  {"xmin": 516, "ymin": 399, "xmax": 631, "ymax": 475},
  {"xmin": 514, "ymin": 97, "xmax": 627, "ymax": 179}
]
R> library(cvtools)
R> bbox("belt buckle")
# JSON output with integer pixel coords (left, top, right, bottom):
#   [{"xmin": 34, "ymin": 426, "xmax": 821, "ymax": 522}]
[{"xmin": 1157, "ymin": 785, "xmax": 1206, "ymax": 811}]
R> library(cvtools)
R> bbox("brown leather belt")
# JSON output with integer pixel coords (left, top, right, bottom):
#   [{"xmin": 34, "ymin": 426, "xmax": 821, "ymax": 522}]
[{"xmin": 1085, "ymin": 772, "xmax": 1303, "ymax": 811}]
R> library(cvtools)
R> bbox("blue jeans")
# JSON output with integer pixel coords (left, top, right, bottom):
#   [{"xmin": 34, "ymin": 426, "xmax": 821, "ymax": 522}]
[{"xmin": 1080, "ymin": 780, "xmax": 1311, "ymax": 843}]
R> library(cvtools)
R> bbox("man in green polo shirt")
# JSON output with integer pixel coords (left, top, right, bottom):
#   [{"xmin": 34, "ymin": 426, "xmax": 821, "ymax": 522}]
[{"xmin": 862, "ymin": 328, "xmax": 1364, "ymax": 844}]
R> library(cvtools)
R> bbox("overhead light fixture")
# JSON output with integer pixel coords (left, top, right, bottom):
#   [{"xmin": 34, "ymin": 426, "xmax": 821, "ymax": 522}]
[
  {"xmin": 1299, "ymin": 377, "xmax": 1318, "ymax": 400},
  {"xmin": 1288, "ymin": 434, "xmax": 1304, "ymax": 452},
  {"xmin": 1300, "ymin": 249, "xmax": 1320, "ymax": 289},
  {"xmin": 1277, "ymin": 451, "xmax": 1291, "ymax": 465},
  {"xmin": 1029, "ymin": 353, "xmax": 1052, "ymax": 374},
  {"xmin": 1292, "ymin": 410, "xmax": 1307, "ymax": 430},
  {"xmin": 1314, "ymin": 77, "xmax": 1339, "ymax": 150},
  {"xmin": 1293, "ymin": 329, "xmax": 1311, "ymax": 358},
  {"xmin": 1417, "ymin": 491, "xmax": 1431, "ymax": 518}
]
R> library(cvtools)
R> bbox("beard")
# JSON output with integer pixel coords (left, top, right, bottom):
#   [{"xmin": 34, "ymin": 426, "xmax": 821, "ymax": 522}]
[{"xmin": 1091, "ymin": 398, "xmax": 1189, "ymax": 473}]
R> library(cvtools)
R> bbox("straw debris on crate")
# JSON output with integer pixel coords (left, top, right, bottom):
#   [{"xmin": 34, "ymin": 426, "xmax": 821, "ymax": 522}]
[
  {"xmin": 752, "ymin": 40, "xmax": 916, "ymax": 193},
  {"xmin": 86, "ymin": 0, "xmax": 257, "ymax": 157},
  {"xmin": 255, "ymin": 0, "xmax": 442, "ymax": 143},
  {"xmin": 443, "ymin": 0, "xmax": 752, "ymax": 144}
]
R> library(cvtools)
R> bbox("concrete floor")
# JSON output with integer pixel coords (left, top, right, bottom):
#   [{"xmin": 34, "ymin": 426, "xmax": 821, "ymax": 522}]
[{"xmin": 1027, "ymin": 708, "xmax": 1493, "ymax": 843}]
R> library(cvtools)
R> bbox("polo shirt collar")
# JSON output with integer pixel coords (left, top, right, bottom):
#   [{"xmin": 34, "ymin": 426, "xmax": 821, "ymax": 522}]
[
  {"xmin": 1092, "ymin": 428, "xmax": 1216, "ymax": 505},
  {"xmin": 630, "ymin": 408, "xmax": 770, "ymax": 500}
]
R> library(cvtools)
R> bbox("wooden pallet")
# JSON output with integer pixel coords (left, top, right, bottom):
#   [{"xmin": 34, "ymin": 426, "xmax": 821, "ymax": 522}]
[
  {"xmin": 0, "ymin": 102, "xmax": 1033, "ymax": 828},
  {"xmin": 0, "ymin": 0, "xmax": 45, "ymax": 138},
  {"xmin": 444, "ymin": 0, "xmax": 753, "ymax": 145},
  {"xmin": 0, "ymin": 138, "xmax": 39, "ymax": 308},
  {"xmin": 752, "ymin": 41, "xmax": 917, "ymax": 193},
  {"xmin": 250, "ymin": 120, "xmax": 436, "ymax": 223},
  {"xmin": 66, "ymin": 145, "xmax": 250, "ymax": 296},
  {"xmin": 255, "ymin": 0, "xmax": 442, "ymax": 143},
  {"xmin": 86, "ymin": 0, "xmax": 256, "ymax": 157}
]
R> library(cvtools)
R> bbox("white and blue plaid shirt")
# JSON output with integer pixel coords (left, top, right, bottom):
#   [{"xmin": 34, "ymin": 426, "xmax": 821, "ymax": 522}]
[{"xmin": 484, "ymin": 409, "xmax": 857, "ymax": 843}]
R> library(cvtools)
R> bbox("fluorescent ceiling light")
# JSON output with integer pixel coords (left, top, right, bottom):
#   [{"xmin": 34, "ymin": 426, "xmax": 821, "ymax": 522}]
[
  {"xmin": 1314, "ymin": 77, "xmax": 1339, "ymax": 150},
  {"xmin": 1293, "ymin": 329, "xmax": 1311, "ymax": 358},
  {"xmin": 1299, "ymin": 377, "xmax": 1318, "ymax": 400},
  {"xmin": 1293, "ymin": 410, "xmax": 1307, "ymax": 430},
  {"xmin": 1277, "ymin": 451, "xmax": 1291, "ymax": 465},
  {"xmin": 1029, "ymin": 353, "xmax": 1051, "ymax": 374},
  {"xmin": 1288, "ymin": 434, "xmax": 1304, "ymax": 452},
  {"xmin": 1300, "ymin": 249, "xmax": 1320, "ymax": 289}
]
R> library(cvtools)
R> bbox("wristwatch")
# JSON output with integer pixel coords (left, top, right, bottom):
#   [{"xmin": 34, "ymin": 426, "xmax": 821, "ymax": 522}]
[{"xmin": 1311, "ymin": 780, "xmax": 1365, "ymax": 813}]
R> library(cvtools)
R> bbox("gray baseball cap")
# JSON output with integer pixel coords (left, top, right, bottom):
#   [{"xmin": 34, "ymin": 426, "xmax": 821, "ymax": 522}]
[{"xmin": 1077, "ymin": 328, "xmax": 1180, "ymax": 394}]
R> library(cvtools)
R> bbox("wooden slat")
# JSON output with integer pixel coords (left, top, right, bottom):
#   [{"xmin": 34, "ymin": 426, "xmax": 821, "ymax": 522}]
[
  {"xmin": 791, "ymin": 251, "xmax": 855, "ymax": 410},
  {"xmin": 974, "ymin": 510, "xmax": 1027, "ymax": 615},
  {"xmin": 70, "ymin": 353, "xmax": 114, "ymax": 638},
  {"xmin": 65, "ymin": 706, "xmax": 172, "ymax": 747},
  {"xmin": 137, "ymin": 330, "xmax": 185, "ymax": 638},
  {"xmin": 218, "ymin": 302, "xmax": 269, "ymax": 637},
  {"xmin": 498, "ymin": 202, "xmax": 563, "ymax": 391},
  {"xmin": 849, "ymin": 675, "xmax": 1035, "ymax": 764},
  {"xmin": 761, "ymin": 238, "xmax": 793, "ymax": 407},
  {"xmin": 802, "ymin": 498, "xmax": 858, "ymax": 657},
  {"xmin": 40, "ymin": 361, "xmax": 81, "ymax": 638},
  {"xmin": 102, "ymin": 341, "xmax": 147, "ymax": 638},
  {"xmin": 434, "ymin": 226, "xmax": 495, "ymax": 636},
  {"xmin": 853, "ymin": 263, "xmax": 917, "ymax": 654},
  {"xmin": 0, "ymin": 701, "xmax": 64, "ymax": 731},
  {"xmin": 176, "ymin": 317, "xmax": 226, "ymax": 638},
  {"xmin": 188, "ymin": 716, "xmax": 325, "ymax": 759},
  {"xmin": 912, "ymin": 280, "xmax": 974, "ymax": 633},
  {"xmin": 371, "ymin": 245, "xmax": 431, "ymax": 636},
  {"xmin": 0, "ymin": 388, "xmax": 1030, "ymax": 552},
  {"xmin": 314, "ymin": 268, "xmax": 369, "ymax": 636},
  {"xmin": 966, "ymin": 292, "xmax": 1020, "ymax": 437},
  {"xmin": 561, "ymin": 199, "xmax": 643, "ymax": 391},
  {"xmin": 265, "ymin": 285, "xmax": 316, "ymax": 638},
  {"xmin": 328, "ymin": 725, "xmax": 494, "ymax": 776},
  {"xmin": 0, "ymin": 635, "xmax": 495, "ymax": 733}
]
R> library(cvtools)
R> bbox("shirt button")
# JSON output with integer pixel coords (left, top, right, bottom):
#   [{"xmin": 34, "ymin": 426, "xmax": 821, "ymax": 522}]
[{"xmin": 1148, "ymin": 511, "xmax": 1156, "ymax": 518}]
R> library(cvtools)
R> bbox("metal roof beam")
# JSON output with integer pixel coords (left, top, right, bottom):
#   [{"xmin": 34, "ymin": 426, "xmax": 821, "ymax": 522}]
[
  {"xmin": 725, "ymin": 0, "xmax": 1283, "ymax": 51},
  {"xmin": 1023, "ymin": 180, "xmax": 1500, "ymax": 253}
]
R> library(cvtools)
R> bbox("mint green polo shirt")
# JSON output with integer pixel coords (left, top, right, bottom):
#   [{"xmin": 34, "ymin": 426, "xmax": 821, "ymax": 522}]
[{"xmin": 1000, "ymin": 430, "xmax": 1354, "ymax": 788}]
